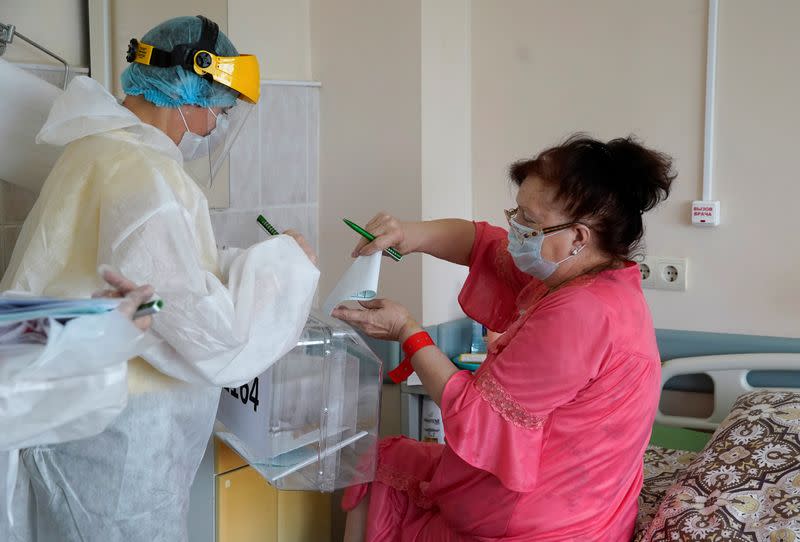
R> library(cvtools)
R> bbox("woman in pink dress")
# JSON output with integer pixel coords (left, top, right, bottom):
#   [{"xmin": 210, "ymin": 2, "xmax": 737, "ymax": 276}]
[{"xmin": 333, "ymin": 135, "xmax": 676, "ymax": 541}]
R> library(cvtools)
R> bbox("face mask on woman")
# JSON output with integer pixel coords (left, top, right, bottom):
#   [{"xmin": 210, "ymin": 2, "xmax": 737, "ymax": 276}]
[
  {"xmin": 177, "ymin": 107, "xmax": 229, "ymax": 161},
  {"xmin": 505, "ymin": 208, "xmax": 583, "ymax": 280}
]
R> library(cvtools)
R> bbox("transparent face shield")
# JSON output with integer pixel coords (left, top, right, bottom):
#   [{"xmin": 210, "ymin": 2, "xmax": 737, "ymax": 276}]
[{"xmin": 179, "ymin": 98, "xmax": 255, "ymax": 188}]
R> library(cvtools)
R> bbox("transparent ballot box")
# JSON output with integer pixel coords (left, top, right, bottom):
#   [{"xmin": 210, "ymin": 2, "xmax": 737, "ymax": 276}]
[{"xmin": 215, "ymin": 311, "xmax": 383, "ymax": 492}]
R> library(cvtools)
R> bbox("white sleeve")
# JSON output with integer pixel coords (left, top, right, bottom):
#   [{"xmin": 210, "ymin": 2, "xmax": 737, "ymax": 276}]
[
  {"xmin": 218, "ymin": 247, "xmax": 245, "ymax": 281},
  {"xmin": 106, "ymin": 203, "xmax": 319, "ymax": 387}
]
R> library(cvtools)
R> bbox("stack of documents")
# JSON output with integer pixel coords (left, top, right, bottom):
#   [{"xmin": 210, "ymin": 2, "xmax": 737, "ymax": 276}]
[
  {"xmin": 0, "ymin": 296, "xmax": 122, "ymax": 344},
  {"xmin": 0, "ymin": 296, "xmax": 121, "ymax": 325}
]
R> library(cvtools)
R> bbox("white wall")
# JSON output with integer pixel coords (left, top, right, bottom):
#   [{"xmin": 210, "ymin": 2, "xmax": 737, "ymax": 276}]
[
  {"xmin": 309, "ymin": 0, "xmax": 473, "ymax": 326},
  {"xmin": 1, "ymin": 0, "xmax": 88, "ymax": 66},
  {"xmin": 421, "ymin": 0, "xmax": 471, "ymax": 326},
  {"xmin": 310, "ymin": 0, "xmax": 423, "ymax": 318},
  {"xmin": 471, "ymin": 0, "xmax": 799, "ymax": 338},
  {"xmin": 229, "ymin": 0, "xmax": 311, "ymax": 81},
  {"xmin": 664, "ymin": 0, "xmax": 800, "ymax": 338}
]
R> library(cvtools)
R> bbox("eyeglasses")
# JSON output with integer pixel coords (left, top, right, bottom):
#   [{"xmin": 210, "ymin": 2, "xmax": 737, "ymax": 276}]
[{"xmin": 504, "ymin": 207, "xmax": 577, "ymax": 242}]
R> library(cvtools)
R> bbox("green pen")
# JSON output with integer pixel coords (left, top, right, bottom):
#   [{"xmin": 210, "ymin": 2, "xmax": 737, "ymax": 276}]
[
  {"xmin": 257, "ymin": 215, "xmax": 280, "ymax": 236},
  {"xmin": 133, "ymin": 299, "xmax": 163, "ymax": 319},
  {"xmin": 343, "ymin": 218, "xmax": 403, "ymax": 262}
]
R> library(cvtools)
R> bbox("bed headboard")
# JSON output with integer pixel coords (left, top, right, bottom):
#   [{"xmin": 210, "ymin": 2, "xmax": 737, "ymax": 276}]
[{"xmin": 657, "ymin": 353, "xmax": 800, "ymax": 430}]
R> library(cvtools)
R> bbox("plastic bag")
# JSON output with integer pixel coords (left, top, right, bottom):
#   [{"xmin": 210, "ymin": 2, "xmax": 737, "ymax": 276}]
[{"xmin": 0, "ymin": 310, "xmax": 155, "ymax": 529}]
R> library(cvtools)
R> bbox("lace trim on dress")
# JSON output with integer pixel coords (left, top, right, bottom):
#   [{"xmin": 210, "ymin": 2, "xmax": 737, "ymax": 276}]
[
  {"xmin": 475, "ymin": 371, "xmax": 545, "ymax": 430},
  {"xmin": 375, "ymin": 464, "xmax": 434, "ymax": 509}
]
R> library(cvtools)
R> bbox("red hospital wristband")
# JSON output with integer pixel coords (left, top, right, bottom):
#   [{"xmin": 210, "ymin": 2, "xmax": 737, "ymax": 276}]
[{"xmin": 387, "ymin": 331, "xmax": 435, "ymax": 384}]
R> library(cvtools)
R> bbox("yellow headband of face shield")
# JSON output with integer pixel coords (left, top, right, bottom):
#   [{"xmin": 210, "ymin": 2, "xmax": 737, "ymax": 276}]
[
  {"xmin": 127, "ymin": 40, "xmax": 261, "ymax": 104},
  {"xmin": 192, "ymin": 50, "xmax": 260, "ymax": 104}
]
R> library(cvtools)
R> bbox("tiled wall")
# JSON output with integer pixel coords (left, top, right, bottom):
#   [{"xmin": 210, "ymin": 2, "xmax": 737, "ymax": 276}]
[
  {"xmin": 0, "ymin": 64, "xmax": 88, "ymax": 278},
  {"xmin": 0, "ymin": 182, "xmax": 35, "ymax": 276},
  {"xmin": 211, "ymin": 82, "xmax": 319, "ymax": 253}
]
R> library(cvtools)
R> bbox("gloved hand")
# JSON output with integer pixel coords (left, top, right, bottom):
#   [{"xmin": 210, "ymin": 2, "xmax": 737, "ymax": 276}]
[
  {"xmin": 94, "ymin": 267, "xmax": 155, "ymax": 332},
  {"xmin": 283, "ymin": 229, "xmax": 318, "ymax": 266}
]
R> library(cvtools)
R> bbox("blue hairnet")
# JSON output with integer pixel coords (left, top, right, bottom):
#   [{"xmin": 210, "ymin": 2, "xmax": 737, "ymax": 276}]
[{"xmin": 121, "ymin": 16, "xmax": 239, "ymax": 108}]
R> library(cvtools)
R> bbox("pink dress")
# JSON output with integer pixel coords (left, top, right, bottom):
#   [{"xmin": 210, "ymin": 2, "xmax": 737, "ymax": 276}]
[{"xmin": 343, "ymin": 222, "xmax": 661, "ymax": 541}]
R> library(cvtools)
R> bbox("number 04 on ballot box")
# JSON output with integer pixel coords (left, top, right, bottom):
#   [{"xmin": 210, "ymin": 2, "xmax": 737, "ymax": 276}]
[{"xmin": 215, "ymin": 312, "xmax": 383, "ymax": 492}]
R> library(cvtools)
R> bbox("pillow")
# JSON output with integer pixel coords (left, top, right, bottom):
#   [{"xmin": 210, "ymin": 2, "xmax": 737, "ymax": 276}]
[{"xmin": 640, "ymin": 391, "xmax": 800, "ymax": 542}]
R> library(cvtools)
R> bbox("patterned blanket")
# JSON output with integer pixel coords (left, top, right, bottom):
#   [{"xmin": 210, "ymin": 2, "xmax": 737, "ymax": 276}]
[{"xmin": 636, "ymin": 391, "xmax": 800, "ymax": 542}]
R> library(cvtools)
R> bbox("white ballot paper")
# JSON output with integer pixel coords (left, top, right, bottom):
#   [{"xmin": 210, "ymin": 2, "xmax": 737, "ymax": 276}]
[{"xmin": 322, "ymin": 253, "xmax": 382, "ymax": 315}]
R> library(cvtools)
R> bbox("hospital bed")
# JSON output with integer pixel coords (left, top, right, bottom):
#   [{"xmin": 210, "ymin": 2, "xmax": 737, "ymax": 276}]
[{"xmin": 635, "ymin": 353, "xmax": 800, "ymax": 541}]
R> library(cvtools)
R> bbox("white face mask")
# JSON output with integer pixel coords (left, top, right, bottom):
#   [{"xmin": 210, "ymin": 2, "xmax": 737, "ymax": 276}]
[
  {"xmin": 506, "ymin": 219, "xmax": 583, "ymax": 280},
  {"xmin": 207, "ymin": 111, "xmax": 230, "ymax": 155},
  {"xmin": 177, "ymin": 107, "xmax": 228, "ymax": 162}
]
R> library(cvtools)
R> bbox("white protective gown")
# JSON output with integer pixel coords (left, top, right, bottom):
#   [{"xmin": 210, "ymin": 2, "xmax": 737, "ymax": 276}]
[
  {"xmin": 0, "ymin": 310, "xmax": 152, "ymax": 538},
  {"xmin": 1, "ymin": 76, "xmax": 319, "ymax": 541}
]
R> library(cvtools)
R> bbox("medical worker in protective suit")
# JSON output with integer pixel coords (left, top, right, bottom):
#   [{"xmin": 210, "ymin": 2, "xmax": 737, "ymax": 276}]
[{"xmin": 2, "ymin": 15, "xmax": 319, "ymax": 542}]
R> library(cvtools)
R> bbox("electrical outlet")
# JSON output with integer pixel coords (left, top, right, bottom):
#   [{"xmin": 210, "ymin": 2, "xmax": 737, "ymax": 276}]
[
  {"xmin": 639, "ymin": 256, "xmax": 687, "ymax": 291},
  {"xmin": 638, "ymin": 258, "xmax": 656, "ymax": 289},
  {"xmin": 655, "ymin": 258, "xmax": 687, "ymax": 291}
]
